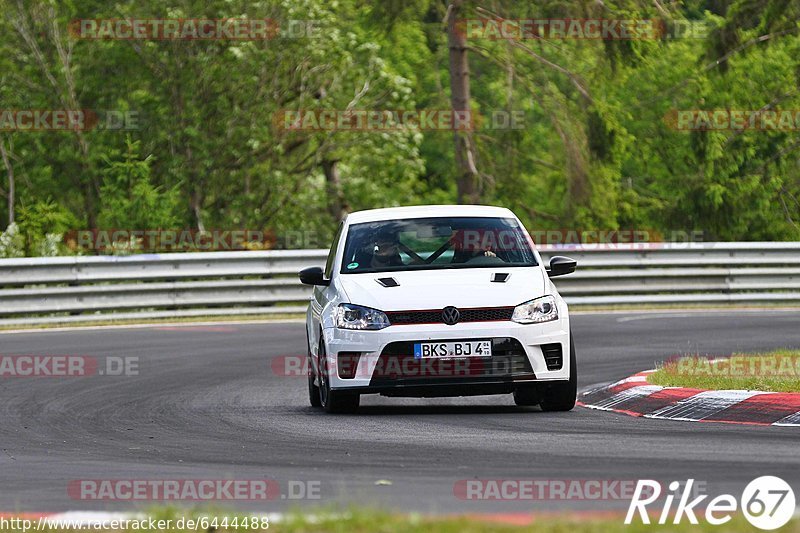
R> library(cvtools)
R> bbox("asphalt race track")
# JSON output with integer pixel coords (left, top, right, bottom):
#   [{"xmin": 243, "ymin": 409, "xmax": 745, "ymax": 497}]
[{"xmin": 1, "ymin": 310, "xmax": 799, "ymax": 514}]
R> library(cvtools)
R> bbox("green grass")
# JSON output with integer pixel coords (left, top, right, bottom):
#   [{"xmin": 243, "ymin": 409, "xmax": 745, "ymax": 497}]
[
  {"xmin": 648, "ymin": 350, "xmax": 800, "ymax": 392},
  {"xmin": 3, "ymin": 507, "xmax": 797, "ymax": 533}
]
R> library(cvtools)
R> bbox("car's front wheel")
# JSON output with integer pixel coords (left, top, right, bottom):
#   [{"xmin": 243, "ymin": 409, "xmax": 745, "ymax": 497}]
[
  {"xmin": 318, "ymin": 341, "xmax": 360, "ymax": 414},
  {"xmin": 539, "ymin": 333, "xmax": 577, "ymax": 412}
]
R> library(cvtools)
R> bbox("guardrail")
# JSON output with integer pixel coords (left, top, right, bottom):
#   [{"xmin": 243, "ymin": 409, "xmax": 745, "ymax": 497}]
[{"xmin": 1, "ymin": 242, "xmax": 799, "ymax": 325}]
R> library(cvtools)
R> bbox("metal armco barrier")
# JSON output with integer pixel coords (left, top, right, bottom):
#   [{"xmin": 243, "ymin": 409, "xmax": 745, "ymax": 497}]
[{"xmin": 0, "ymin": 243, "xmax": 799, "ymax": 325}]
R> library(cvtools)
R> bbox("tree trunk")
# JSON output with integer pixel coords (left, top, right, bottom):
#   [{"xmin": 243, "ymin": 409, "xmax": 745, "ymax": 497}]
[
  {"xmin": 322, "ymin": 159, "xmax": 349, "ymax": 221},
  {"xmin": 0, "ymin": 137, "xmax": 14, "ymax": 225},
  {"xmin": 190, "ymin": 187, "xmax": 205, "ymax": 232},
  {"xmin": 446, "ymin": 0, "xmax": 481, "ymax": 204}
]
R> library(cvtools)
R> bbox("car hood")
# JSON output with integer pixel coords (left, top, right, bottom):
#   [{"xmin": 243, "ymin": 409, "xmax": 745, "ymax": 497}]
[{"xmin": 337, "ymin": 267, "xmax": 547, "ymax": 311}]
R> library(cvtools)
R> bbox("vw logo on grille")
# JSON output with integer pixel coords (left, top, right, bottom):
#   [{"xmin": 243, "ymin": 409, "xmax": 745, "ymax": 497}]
[{"xmin": 441, "ymin": 306, "xmax": 460, "ymax": 325}]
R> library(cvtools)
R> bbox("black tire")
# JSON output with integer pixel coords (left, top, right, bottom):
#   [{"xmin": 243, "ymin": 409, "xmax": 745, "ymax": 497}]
[
  {"xmin": 307, "ymin": 336, "xmax": 321, "ymax": 408},
  {"xmin": 318, "ymin": 341, "xmax": 360, "ymax": 414},
  {"xmin": 539, "ymin": 332, "xmax": 577, "ymax": 412},
  {"xmin": 513, "ymin": 384, "xmax": 541, "ymax": 406}
]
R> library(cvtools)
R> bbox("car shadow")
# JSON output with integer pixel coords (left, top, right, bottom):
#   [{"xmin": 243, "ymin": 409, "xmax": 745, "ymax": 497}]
[{"xmin": 344, "ymin": 404, "xmax": 544, "ymax": 416}]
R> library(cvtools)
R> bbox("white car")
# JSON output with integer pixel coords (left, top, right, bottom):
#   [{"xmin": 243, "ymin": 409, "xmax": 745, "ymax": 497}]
[{"xmin": 300, "ymin": 205, "xmax": 577, "ymax": 413}]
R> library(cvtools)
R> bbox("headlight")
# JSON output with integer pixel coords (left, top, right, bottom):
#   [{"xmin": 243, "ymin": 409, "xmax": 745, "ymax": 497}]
[
  {"xmin": 512, "ymin": 295, "xmax": 558, "ymax": 324},
  {"xmin": 335, "ymin": 303, "xmax": 390, "ymax": 330}
]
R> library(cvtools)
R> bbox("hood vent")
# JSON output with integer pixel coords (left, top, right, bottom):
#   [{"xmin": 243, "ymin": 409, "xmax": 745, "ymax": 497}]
[
  {"xmin": 491, "ymin": 273, "xmax": 510, "ymax": 283},
  {"xmin": 375, "ymin": 277, "xmax": 400, "ymax": 287}
]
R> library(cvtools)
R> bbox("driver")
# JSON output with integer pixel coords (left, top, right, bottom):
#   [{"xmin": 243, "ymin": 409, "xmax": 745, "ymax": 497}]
[{"xmin": 370, "ymin": 230, "xmax": 404, "ymax": 268}]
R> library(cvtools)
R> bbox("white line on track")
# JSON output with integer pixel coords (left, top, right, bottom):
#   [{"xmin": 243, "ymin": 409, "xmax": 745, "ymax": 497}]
[
  {"xmin": 0, "ymin": 319, "xmax": 305, "ymax": 335},
  {"xmin": 616, "ymin": 309, "xmax": 800, "ymax": 322}
]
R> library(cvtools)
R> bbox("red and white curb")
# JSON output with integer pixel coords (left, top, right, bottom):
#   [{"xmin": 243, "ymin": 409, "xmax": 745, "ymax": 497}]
[{"xmin": 578, "ymin": 371, "xmax": 800, "ymax": 426}]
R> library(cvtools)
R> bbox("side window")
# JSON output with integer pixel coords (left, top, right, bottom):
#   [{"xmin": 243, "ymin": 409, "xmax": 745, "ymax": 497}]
[{"xmin": 324, "ymin": 223, "xmax": 344, "ymax": 279}]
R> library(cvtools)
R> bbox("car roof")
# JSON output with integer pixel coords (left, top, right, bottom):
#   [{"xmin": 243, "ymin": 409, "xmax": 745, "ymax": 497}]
[{"xmin": 344, "ymin": 205, "xmax": 516, "ymax": 224}]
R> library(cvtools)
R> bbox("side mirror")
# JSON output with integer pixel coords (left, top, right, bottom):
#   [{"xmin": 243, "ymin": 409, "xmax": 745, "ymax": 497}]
[
  {"xmin": 299, "ymin": 266, "xmax": 330, "ymax": 286},
  {"xmin": 547, "ymin": 256, "xmax": 577, "ymax": 278}
]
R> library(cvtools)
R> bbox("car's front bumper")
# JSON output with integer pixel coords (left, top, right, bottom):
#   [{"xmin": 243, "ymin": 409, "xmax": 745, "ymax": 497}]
[{"xmin": 321, "ymin": 311, "xmax": 570, "ymax": 393}]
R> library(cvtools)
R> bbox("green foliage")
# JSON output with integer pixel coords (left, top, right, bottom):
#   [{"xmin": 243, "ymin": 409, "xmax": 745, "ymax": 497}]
[
  {"xmin": 97, "ymin": 138, "xmax": 182, "ymax": 230},
  {"xmin": 0, "ymin": 223, "xmax": 24, "ymax": 258},
  {"xmin": 0, "ymin": 0, "xmax": 799, "ymax": 256},
  {"xmin": 13, "ymin": 199, "xmax": 76, "ymax": 256}
]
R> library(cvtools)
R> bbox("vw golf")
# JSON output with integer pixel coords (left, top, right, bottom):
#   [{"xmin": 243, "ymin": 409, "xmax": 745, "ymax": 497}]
[{"xmin": 299, "ymin": 205, "xmax": 577, "ymax": 413}]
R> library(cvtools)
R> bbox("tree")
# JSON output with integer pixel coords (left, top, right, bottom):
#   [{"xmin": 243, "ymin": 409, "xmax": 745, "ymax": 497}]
[
  {"xmin": 0, "ymin": 135, "xmax": 14, "ymax": 224},
  {"xmin": 446, "ymin": 0, "xmax": 481, "ymax": 204}
]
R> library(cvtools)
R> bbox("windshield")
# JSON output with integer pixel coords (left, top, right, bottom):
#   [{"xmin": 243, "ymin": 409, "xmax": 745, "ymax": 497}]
[{"xmin": 340, "ymin": 217, "xmax": 537, "ymax": 274}]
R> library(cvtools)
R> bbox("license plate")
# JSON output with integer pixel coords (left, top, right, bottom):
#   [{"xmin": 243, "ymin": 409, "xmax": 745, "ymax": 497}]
[{"xmin": 413, "ymin": 340, "xmax": 492, "ymax": 359}]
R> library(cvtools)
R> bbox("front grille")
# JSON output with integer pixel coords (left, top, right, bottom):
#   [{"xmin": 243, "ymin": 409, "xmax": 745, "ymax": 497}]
[
  {"xmin": 541, "ymin": 343, "xmax": 563, "ymax": 370},
  {"xmin": 369, "ymin": 337, "xmax": 534, "ymax": 386},
  {"xmin": 385, "ymin": 306, "xmax": 514, "ymax": 325}
]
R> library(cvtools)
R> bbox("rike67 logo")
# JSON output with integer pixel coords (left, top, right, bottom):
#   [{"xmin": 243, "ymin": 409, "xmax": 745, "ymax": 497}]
[{"xmin": 626, "ymin": 476, "xmax": 795, "ymax": 530}]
